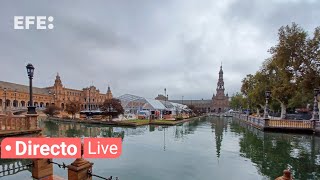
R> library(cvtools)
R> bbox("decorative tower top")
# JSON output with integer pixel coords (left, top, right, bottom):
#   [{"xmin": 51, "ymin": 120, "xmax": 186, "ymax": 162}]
[
  {"xmin": 54, "ymin": 73, "xmax": 63, "ymax": 87},
  {"xmin": 217, "ymin": 65, "xmax": 224, "ymax": 90},
  {"xmin": 219, "ymin": 63, "xmax": 223, "ymax": 75},
  {"xmin": 106, "ymin": 85, "xmax": 113, "ymax": 99}
]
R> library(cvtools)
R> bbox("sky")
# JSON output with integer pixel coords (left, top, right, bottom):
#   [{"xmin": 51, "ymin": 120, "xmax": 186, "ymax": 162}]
[{"xmin": 0, "ymin": 0, "xmax": 319, "ymax": 100}]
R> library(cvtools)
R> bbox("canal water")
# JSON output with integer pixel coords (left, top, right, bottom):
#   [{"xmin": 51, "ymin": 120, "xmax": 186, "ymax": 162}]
[{"xmin": 1, "ymin": 116, "xmax": 320, "ymax": 179}]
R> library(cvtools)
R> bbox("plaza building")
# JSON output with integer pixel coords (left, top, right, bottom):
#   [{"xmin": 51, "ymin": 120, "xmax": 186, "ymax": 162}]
[
  {"xmin": 0, "ymin": 73, "xmax": 113, "ymax": 111},
  {"xmin": 163, "ymin": 65, "xmax": 229, "ymax": 113}
]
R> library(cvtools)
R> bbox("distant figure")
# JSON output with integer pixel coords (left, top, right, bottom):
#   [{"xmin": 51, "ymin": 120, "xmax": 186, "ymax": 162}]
[{"xmin": 275, "ymin": 169, "xmax": 293, "ymax": 180}]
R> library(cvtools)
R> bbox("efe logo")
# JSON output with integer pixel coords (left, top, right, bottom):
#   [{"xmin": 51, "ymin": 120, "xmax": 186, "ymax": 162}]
[{"xmin": 14, "ymin": 16, "xmax": 54, "ymax": 30}]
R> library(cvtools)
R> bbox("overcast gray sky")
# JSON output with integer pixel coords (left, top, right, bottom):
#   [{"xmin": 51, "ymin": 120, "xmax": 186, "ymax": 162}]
[{"xmin": 0, "ymin": 0, "xmax": 319, "ymax": 100}]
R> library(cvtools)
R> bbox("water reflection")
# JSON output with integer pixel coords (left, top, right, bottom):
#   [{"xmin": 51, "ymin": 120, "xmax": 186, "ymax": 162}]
[
  {"xmin": 1, "ymin": 117, "xmax": 320, "ymax": 179},
  {"xmin": 230, "ymin": 118, "xmax": 320, "ymax": 179},
  {"xmin": 41, "ymin": 120, "xmax": 125, "ymax": 139},
  {"xmin": 211, "ymin": 118, "xmax": 228, "ymax": 158}
]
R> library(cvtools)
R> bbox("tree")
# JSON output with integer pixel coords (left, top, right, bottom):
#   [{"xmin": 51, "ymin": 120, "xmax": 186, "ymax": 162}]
[
  {"xmin": 100, "ymin": 98, "xmax": 124, "ymax": 120},
  {"xmin": 229, "ymin": 93, "xmax": 245, "ymax": 111},
  {"xmin": 43, "ymin": 105, "xmax": 60, "ymax": 117},
  {"xmin": 65, "ymin": 101, "xmax": 81, "ymax": 119},
  {"xmin": 241, "ymin": 71, "xmax": 271, "ymax": 115},
  {"xmin": 239, "ymin": 23, "xmax": 320, "ymax": 119}
]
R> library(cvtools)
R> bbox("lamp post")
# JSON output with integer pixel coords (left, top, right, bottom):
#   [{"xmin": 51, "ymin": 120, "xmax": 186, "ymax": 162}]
[
  {"xmin": 26, "ymin": 63, "xmax": 36, "ymax": 114},
  {"xmin": 263, "ymin": 90, "xmax": 271, "ymax": 119},
  {"xmin": 14, "ymin": 89, "xmax": 17, "ymax": 109},
  {"xmin": 49, "ymin": 91, "xmax": 52, "ymax": 104},
  {"xmin": 89, "ymin": 88, "xmax": 91, "ymax": 112},
  {"xmin": 4, "ymin": 88, "xmax": 7, "ymax": 111},
  {"xmin": 311, "ymin": 88, "xmax": 319, "ymax": 121},
  {"xmin": 247, "ymin": 98, "xmax": 249, "ymax": 116}
]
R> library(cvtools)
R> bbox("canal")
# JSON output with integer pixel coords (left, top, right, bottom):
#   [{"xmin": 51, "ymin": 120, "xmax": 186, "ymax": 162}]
[{"xmin": 1, "ymin": 116, "xmax": 320, "ymax": 179}]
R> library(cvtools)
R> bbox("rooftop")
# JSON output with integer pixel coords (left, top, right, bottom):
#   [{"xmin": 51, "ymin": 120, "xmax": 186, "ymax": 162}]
[{"xmin": 0, "ymin": 81, "xmax": 50, "ymax": 95}]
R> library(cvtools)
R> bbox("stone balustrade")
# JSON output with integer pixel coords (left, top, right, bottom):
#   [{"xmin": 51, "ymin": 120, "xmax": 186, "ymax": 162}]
[
  {"xmin": 231, "ymin": 112, "xmax": 320, "ymax": 133},
  {"xmin": 0, "ymin": 112, "xmax": 38, "ymax": 132}
]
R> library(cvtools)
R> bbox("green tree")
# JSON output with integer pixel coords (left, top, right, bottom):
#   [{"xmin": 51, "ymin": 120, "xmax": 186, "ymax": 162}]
[
  {"xmin": 229, "ymin": 93, "xmax": 245, "ymax": 111},
  {"xmin": 240, "ymin": 23, "xmax": 320, "ymax": 118}
]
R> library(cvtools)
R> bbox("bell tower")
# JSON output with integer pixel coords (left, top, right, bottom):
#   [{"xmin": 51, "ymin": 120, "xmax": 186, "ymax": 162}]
[
  {"xmin": 54, "ymin": 73, "xmax": 63, "ymax": 88},
  {"xmin": 212, "ymin": 63, "xmax": 229, "ymax": 113},
  {"xmin": 216, "ymin": 64, "xmax": 225, "ymax": 97},
  {"xmin": 53, "ymin": 73, "xmax": 64, "ymax": 103},
  {"xmin": 106, "ymin": 85, "xmax": 113, "ymax": 99}
]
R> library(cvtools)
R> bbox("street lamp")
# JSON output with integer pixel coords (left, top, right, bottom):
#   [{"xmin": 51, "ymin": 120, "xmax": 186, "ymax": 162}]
[
  {"xmin": 88, "ymin": 88, "xmax": 91, "ymax": 111},
  {"xmin": 311, "ymin": 88, "xmax": 319, "ymax": 121},
  {"xmin": 4, "ymin": 88, "xmax": 7, "ymax": 111},
  {"xmin": 49, "ymin": 91, "xmax": 52, "ymax": 104},
  {"xmin": 263, "ymin": 90, "xmax": 271, "ymax": 119},
  {"xmin": 14, "ymin": 89, "xmax": 17, "ymax": 109},
  {"xmin": 26, "ymin": 63, "xmax": 36, "ymax": 114},
  {"xmin": 247, "ymin": 98, "xmax": 250, "ymax": 116}
]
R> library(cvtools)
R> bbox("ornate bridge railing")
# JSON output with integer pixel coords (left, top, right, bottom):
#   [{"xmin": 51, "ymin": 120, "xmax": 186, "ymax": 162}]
[
  {"xmin": 266, "ymin": 119, "xmax": 313, "ymax": 129},
  {"xmin": 231, "ymin": 112, "xmax": 317, "ymax": 133},
  {"xmin": 39, "ymin": 158, "xmax": 119, "ymax": 180},
  {"xmin": 0, "ymin": 113, "xmax": 38, "ymax": 131},
  {"xmin": 0, "ymin": 159, "xmax": 33, "ymax": 178}
]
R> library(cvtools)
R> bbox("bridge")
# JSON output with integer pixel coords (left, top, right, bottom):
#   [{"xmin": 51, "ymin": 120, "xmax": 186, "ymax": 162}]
[{"xmin": 231, "ymin": 113, "xmax": 320, "ymax": 134}]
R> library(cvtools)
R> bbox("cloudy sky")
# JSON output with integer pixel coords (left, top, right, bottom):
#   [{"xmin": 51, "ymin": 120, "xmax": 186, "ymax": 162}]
[{"xmin": 0, "ymin": 0, "xmax": 319, "ymax": 100}]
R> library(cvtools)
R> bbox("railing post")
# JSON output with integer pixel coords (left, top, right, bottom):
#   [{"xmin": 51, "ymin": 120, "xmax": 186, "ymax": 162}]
[
  {"xmin": 265, "ymin": 119, "xmax": 269, "ymax": 127},
  {"xmin": 32, "ymin": 158, "xmax": 53, "ymax": 179},
  {"xmin": 68, "ymin": 158, "xmax": 93, "ymax": 180},
  {"xmin": 0, "ymin": 114, "xmax": 6, "ymax": 130},
  {"xmin": 25, "ymin": 114, "xmax": 39, "ymax": 130}
]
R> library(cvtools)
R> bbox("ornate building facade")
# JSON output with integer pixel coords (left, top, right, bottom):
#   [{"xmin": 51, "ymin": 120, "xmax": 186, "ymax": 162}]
[
  {"xmin": 164, "ymin": 65, "xmax": 229, "ymax": 113},
  {"xmin": 0, "ymin": 73, "xmax": 113, "ymax": 111}
]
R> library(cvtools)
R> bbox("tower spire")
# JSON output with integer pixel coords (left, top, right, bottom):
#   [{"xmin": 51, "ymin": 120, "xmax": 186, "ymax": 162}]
[{"xmin": 106, "ymin": 84, "xmax": 113, "ymax": 99}]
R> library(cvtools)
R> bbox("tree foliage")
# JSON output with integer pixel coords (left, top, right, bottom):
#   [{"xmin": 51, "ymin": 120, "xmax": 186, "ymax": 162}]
[
  {"xmin": 229, "ymin": 93, "xmax": 246, "ymax": 110},
  {"xmin": 100, "ymin": 98, "xmax": 124, "ymax": 118},
  {"xmin": 65, "ymin": 101, "xmax": 81, "ymax": 119},
  {"xmin": 240, "ymin": 23, "xmax": 320, "ymax": 118},
  {"xmin": 43, "ymin": 105, "xmax": 61, "ymax": 117}
]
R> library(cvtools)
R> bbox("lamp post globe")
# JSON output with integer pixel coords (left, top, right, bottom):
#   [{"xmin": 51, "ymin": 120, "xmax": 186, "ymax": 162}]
[
  {"xmin": 26, "ymin": 63, "xmax": 34, "ymax": 78},
  {"xmin": 26, "ymin": 63, "xmax": 36, "ymax": 114}
]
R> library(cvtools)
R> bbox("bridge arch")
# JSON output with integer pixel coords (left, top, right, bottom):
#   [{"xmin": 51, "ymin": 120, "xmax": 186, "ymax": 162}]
[{"xmin": 40, "ymin": 102, "xmax": 44, "ymax": 108}]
